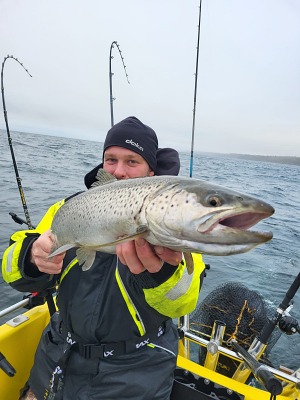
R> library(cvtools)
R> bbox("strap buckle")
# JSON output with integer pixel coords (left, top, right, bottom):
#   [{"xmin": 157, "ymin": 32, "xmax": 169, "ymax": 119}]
[
  {"xmin": 73, "ymin": 320, "xmax": 172, "ymax": 359},
  {"xmin": 78, "ymin": 342, "xmax": 126, "ymax": 359}
]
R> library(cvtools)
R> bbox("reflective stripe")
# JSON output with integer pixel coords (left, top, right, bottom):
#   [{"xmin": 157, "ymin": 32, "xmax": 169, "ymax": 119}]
[
  {"xmin": 149, "ymin": 343, "xmax": 176, "ymax": 357},
  {"xmin": 2, "ymin": 199, "xmax": 66, "ymax": 286},
  {"xmin": 115, "ymin": 260, "xmax": 146, "ymax": 336},
  {"xmin": 143, "ymin": 253, "xmax": 205, "ymax": 318},
  {"xmin": 5, "ymin": 243, "xmax": 17, "ymax": 273},
  {"xmin": 2, "ymin": 241, "xmax": 23, "ymax": 283},
  {"xmin": 59, "ymin": 258, "xmax": 78, "ymax": 283},
  {"xmin": 165, "ymin": 267, "xmax": 193, "ymax": 301}
]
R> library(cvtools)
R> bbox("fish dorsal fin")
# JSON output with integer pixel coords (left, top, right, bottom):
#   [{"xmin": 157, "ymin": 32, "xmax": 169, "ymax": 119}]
[{"xmin": 90, "ymin": 169, "xmax": 117, "ymax": 188}]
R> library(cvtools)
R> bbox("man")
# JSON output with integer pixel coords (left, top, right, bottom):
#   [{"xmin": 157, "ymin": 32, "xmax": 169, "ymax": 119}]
[{"xmin": 2, "ymin": 116, "xmax": 206, "ymax": 400}]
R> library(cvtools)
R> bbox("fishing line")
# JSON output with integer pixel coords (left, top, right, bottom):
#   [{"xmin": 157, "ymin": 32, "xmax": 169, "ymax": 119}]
[
  {"xmin": 1, "ymin": 55, "xmax": 33, "ymax": 229},
  {"xmin": 190, "ymin": 0, "xmax": 203, "ymax": 178},
  {"xmin": 109, "ymin": 41, "xmax": 130, "ymax": 127}
]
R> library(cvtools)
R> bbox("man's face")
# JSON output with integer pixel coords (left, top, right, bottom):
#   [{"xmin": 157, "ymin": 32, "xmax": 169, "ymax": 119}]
[{"xmin": 103, "ymin": 146, "xmax": 154, "ymax": 179}]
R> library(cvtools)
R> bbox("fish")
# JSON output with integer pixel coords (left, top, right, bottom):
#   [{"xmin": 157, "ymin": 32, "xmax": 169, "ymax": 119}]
[{"xmin": 49, "ymin": 169, "xmax": 274, "ymax": 272}]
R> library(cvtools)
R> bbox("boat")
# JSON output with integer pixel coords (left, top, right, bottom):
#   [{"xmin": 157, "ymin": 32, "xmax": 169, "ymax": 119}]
[
  {"xmin": 1, "ymin": 14, "xmax": 299, "ymax": 400},
  {"xmin": 0, "ymin": 283, "xmax": 299, "ymax": 400}
]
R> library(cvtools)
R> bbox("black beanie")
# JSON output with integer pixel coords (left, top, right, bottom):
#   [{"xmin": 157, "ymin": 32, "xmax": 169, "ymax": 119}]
[
  {"xmin": 103, "ymin": 116, "xmax": 158, "ymax": 172},
  {"xmin": 84, "ymin": 147, "xmax": 180, "ymax": 188}
]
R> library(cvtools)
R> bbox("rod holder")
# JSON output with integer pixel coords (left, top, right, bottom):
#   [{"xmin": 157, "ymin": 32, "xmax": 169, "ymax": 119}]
[{"xmin": 204, "ymin": 320, "xmax": 226, "ymax": 371}]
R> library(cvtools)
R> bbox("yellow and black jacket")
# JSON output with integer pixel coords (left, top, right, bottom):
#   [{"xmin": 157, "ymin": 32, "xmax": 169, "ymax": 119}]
[
  {"xmin": 2, "ymin": 195, "xmax": 206, "ymax": 399},
  {"xmin": 2, "ymin": 196, "xmax": 205, "ymax": 338}
]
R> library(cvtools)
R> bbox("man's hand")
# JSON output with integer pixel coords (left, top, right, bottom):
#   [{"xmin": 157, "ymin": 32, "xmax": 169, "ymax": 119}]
[
  {"xmin": 30, "ymin": 230, "xmax": 65, "ymax": 275},
  {"xmin": 116, "ymin": 238, "xmax": 182, "ymax": 274}
]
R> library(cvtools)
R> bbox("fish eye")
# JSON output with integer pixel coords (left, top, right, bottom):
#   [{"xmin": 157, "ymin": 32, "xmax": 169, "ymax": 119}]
[{"xmin": 207, "ymin": 195, "xmax": 223, "ymax": 207}]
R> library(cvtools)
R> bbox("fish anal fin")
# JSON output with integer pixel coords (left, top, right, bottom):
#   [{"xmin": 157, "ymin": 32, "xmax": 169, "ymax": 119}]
[
  {"xmin": 183, "ymin": 252, "xmax": 194, "ymax": 275},
  {"xmin": 76, "ymin": 248, "xmax": 97, "ymax": 271}
]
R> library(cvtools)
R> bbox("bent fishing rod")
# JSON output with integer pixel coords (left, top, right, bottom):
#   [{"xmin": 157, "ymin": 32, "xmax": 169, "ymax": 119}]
[
  {"xmin": 109, "ymin": 41, "xmax": 130, "ymax": 127},
  {"xmin": 1, "ymin": 55, "xmax": 34, "ymax": 229}
]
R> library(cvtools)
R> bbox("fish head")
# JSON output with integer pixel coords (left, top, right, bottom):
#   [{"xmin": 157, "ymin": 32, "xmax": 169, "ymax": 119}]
[{"xmin": 146, "ymin": 178, "xmax": 275, "ymax": 255}]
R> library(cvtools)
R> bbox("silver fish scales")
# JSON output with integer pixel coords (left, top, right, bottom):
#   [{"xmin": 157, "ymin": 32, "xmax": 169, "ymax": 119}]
[{"xmin": 49, "ymin": 170, "xmax": 274, "ymax": 271}]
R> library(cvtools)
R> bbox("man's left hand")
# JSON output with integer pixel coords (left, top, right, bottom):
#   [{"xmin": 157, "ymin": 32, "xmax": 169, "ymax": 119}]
[{"xmin": 116, "ymin": 239, "xmax": 182, "ymax": 274}]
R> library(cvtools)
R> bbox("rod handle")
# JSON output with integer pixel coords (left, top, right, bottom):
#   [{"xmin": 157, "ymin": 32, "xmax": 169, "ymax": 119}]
[
  {"xmin": 231, "ymin": 341, "xmax": 282, "ymax": 395},
  {"xmin": 279, "ymin": 272, "xmax": 300, "ymax": 311},
  {"xmin": 256, "ymin": 366, "xmax": 282, "ymax": 395},
  {"xmin": 0, "ymin": 352, "xmax": 16, "ymax": 377}
]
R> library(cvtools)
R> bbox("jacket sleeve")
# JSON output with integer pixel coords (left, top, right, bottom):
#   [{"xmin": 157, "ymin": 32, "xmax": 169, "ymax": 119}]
[
  {"xmin": 1, "ymin": 200, "xmax": 65, "ymax": 293},
  {"xmin": 136, "ymin": 253, "xmax": 206, "ymax": 318}
]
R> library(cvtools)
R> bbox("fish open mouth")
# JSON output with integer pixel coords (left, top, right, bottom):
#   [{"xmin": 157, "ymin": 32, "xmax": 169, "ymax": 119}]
[
  {"xmin": 200, "ymin": 209, "xmax": 274, "ymax": 244},
  {"xmin": 218, "ymin": 211, "xmax": 272, "ymax": 230}
]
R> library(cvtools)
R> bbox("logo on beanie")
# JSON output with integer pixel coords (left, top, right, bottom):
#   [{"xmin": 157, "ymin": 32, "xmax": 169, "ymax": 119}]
[{"xmin": 125, "ymin": 139, "xmax": 143, "ymax": 152}]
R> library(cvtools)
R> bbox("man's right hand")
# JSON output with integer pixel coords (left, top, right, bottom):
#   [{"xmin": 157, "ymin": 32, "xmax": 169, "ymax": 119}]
[{"xmin": 30, "ymin": 230, "xmax": 65, "ymax": 275}]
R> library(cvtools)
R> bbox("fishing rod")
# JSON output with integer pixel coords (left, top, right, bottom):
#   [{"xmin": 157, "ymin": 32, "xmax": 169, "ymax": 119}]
[
  {"xmin": 230, "ymin": 339, "xmax": 282, "ymax": 398},
  {"xmin": 189, "ymin": 0, "xmax": 203, "ymax": 178},
  {"xmin": 259, "ymin": 272, "xmax": 300, "ymax": 341},
  {"xmin": 180, "ymin": 1, "xmax": 204, "ymax": 357},
  {"xmin": 109, "ymin": 41, "xmax": 130, "ymax": 127},
  {"xmin": 1, "ymin": 55, "xmax": 34, "ymax": 229}
]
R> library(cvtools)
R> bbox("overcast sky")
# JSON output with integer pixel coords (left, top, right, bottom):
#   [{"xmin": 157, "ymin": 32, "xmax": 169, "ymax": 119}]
[{"xmin": 1, "ymin": 0, "xmax": 299, "ymax": 156}]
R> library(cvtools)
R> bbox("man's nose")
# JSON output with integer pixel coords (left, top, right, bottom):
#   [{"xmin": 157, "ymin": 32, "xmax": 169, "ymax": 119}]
[{"xmin": 113, "ymin": 163, "xmax": 127, "ymax": 179}]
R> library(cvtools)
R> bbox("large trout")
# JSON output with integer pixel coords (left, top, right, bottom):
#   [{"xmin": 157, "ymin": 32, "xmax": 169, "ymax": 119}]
[{"xmin": 49, "ymin": 170, "xmax": 274, "ymax": 271}]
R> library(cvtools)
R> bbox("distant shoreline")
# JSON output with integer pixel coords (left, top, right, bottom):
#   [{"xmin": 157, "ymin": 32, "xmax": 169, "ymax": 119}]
[
  {"xmin": 196, "ymin": 152, "xmax": 300, "ymax": 166},
  {"xmin": 1, "ymin": 129, "xmax": 299, "ymax": 166}
]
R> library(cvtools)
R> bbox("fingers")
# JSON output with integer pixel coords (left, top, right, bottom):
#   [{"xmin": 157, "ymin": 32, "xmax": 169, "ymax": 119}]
[
  {"xmin": 30, "ymin": 230, "xmax": 65, "ymax": 275},
  {"xmin": 116, "ymin": 241, "xmax": 147, "ymax": 274},
  {"xmin": 154, "ymin": 246, "xmax": 183, "ymax": 266},
  {"xmin": 135, "ymin": 239, "xmax": 164, "ymax": 274},
  {"xmin": 116, "ymin": 239, "xmax": 182, "ymax": 274}
]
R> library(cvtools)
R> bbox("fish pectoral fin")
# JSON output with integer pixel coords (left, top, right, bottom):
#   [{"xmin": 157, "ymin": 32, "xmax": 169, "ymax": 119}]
[
  {"xmin": 183, "ymin": 252, "xmax": 194, "ymax": 275},
  {"xmin": 76, "ymin": 248, "xmax": 97, "ymax": 271},
  {"xmin": 49, "ymin": 244, "xmax": 76, "ymax": 258},
  {"xmin": 100, "ymin": 228, "xmax": 149, "ymax": 248}
]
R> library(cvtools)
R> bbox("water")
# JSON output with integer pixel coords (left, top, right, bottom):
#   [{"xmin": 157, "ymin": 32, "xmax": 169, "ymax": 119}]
[{"xmin": 0, "ymin": 130, "xmax": 299, "ymax": 370}]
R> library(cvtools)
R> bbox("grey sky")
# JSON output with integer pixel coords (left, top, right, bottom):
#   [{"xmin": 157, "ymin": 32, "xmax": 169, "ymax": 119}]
[{"xmin": 1, "ymin": 0, "xmax": 299, "ymax": 156}]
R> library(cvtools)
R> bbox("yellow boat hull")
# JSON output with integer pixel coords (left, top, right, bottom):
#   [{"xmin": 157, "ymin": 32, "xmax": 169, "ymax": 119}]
[{"xmin": 0, "ymin": 305, "xmax": 50, "ymax": 399}]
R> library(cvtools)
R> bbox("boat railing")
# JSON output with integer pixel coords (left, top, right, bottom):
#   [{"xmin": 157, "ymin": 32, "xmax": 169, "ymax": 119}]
[
  {"xmin": 179, "ymin": 327, "xmax": 300, "ymax": 386},
  {"xmin": 0, "ymin": 298, "xmax": 30, "ymax": 319}
]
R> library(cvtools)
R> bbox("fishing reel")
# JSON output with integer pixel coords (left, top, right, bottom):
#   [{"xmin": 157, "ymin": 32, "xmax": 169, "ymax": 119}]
[{"xmin": 278, "ymin": 304, "xmax": 300, "ymax": 335}]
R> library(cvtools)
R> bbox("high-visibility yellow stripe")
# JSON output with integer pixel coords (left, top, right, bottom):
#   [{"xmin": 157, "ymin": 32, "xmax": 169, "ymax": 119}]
[
  {"xmin": 115, "ymin": 263, "xmax": 145, "ymax": 336},
  {"xmin": 2, "ymin": 200, "xmax": 65, "ymax": 285},
  {"xmin": 2, "ymin": 242, "xmax": 23, "ymax": 283},
  {"xmin": 59, "ymin": 258, "xmax": 78, "ymax": 283},
  {"xmin": 143, "ymin": 253, "xmax": 205, "ymax": 318}
]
